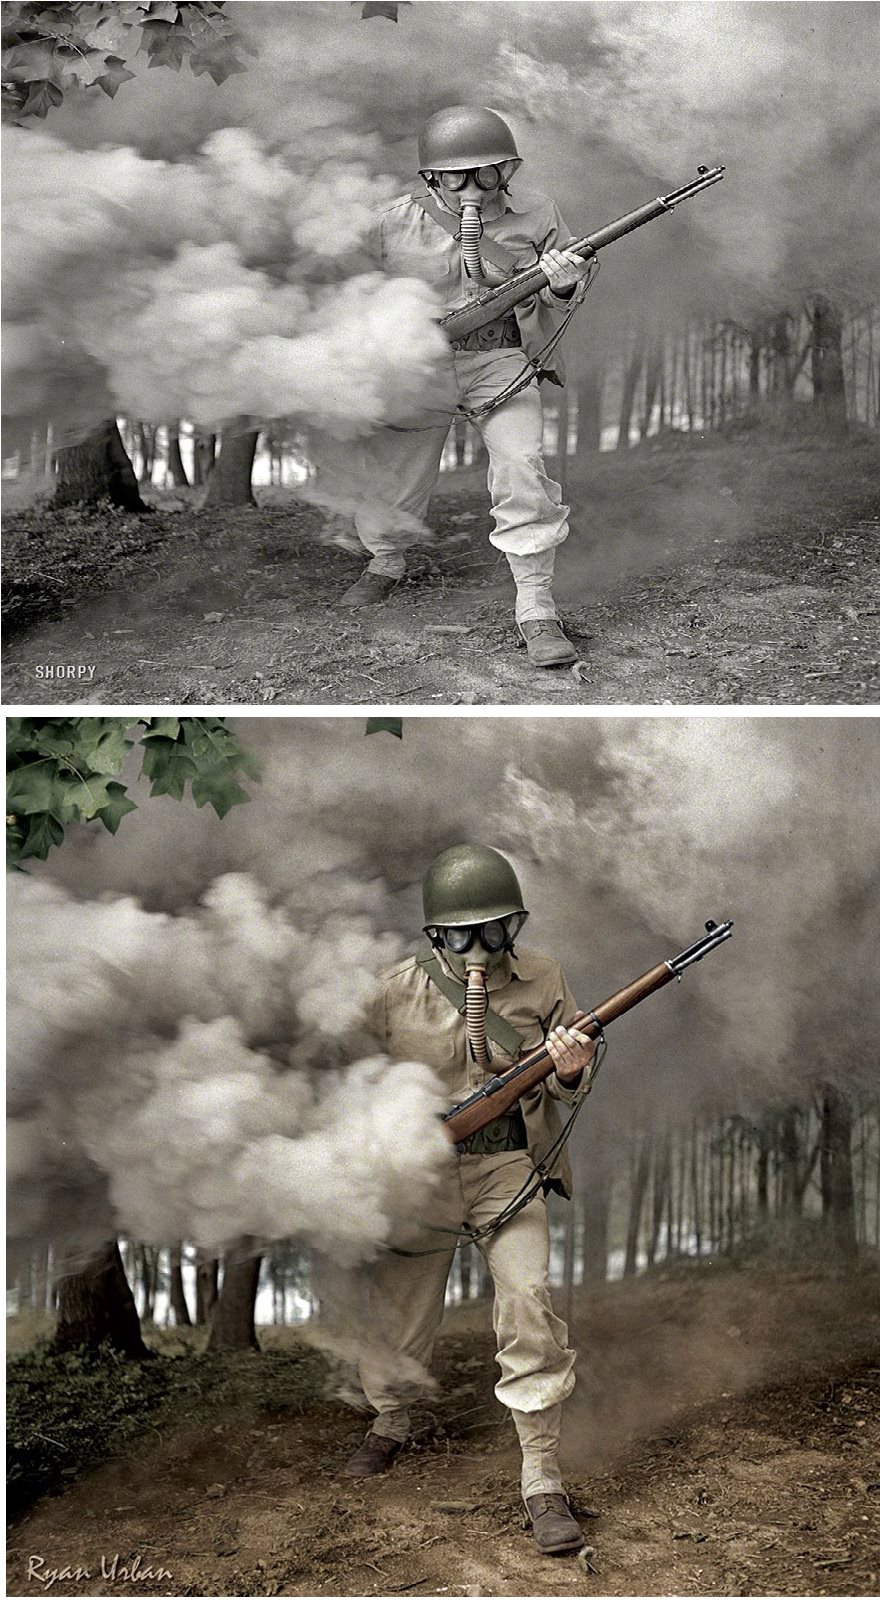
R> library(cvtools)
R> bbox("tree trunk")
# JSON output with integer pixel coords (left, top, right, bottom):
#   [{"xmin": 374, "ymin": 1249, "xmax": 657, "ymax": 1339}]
[
  {"xmin": 624, "ymin": 1135, "xmax": 651, "ymax": 1274},
  {"xmin": 137, "ymin": 1244, "xmax": 156, "ymax": 1322},
  {"xmin": 201, "ymin": 427, "xmax": 259, "ymax": 508},
  {"xmin": 208, "ymin": 1237, "xmax": 262, "ymax": 1349},
  {"xmin": 647, "ymin": 1137, "xmax": 669, "ymax": 1265},
  {"xmin": 52, "ymin": 1241, "xmax": 153, "ymax": 1357},
  {"xmin": 811, "ymin": 296, "xmax": 848, "ymax": 438},
  {"xmin": 195, "ymin": 1249, "xmax": 219, "ymax": 1324},
  {"xmin": 192, "ymin": 429, "xmax": 218, "ymax": 488},
  {"xmin": 580, "ymin": 1176, "xmax": 611, "ymax": 1282},
  {"xmin": 640, "ymin": 337, "xmax": 663, "ymax": 439},
  {"xmin": 575, "ymin": 368, "xmax": 604, "ymax": 455},
  {"xmin": 819, "ymin": 1082, "xmax": 858, "ymax": 1260},
  {"xmin": 167, "ymin": 422, "xmax": 190, "ymax": 488},
  {"xmin": 169, "ymin": 1244, "xmax": 192, "ymax": 1326},
  {"xmin": 778, "ymin": 1108, "xmax": 803, "ymax": 1213},
  {"xmin": 617, "ymin": 331, "xmax": 644, "ymax": 448},
  {"xmin": 33, "ymin": 1242, "xmax": 50, "ymax": 1312},
  {"xmin": 54, "ymin": 420, "xmax": 147, "ymax": 511}
]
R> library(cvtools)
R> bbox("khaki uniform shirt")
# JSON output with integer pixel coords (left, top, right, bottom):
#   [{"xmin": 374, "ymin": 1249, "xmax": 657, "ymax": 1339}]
[
  {"xmin": 367, "ymin": 184, "xmax": 580, "ymax": 386},
  {"xmin": 368, "ymin": 946, "xmax": 590, "ymax": 1198}
]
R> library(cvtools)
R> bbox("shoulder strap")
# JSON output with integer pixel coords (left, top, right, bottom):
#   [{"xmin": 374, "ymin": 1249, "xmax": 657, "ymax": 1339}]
[
  {"xmin": 409, "ymin": 186, "xmax": 520, "ymax": 275},
  {"xmin": 417, "ymin": 954, "xmax": 524, "ymax": 1056}
]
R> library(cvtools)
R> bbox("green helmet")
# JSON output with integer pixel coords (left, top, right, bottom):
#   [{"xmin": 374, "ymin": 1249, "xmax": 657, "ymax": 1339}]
[
  {"xmin": 417, "ymin": 105, "xmax": 521, "ymax": 172},
  {"xmin": 422, "ymin": 844, "xmax": 526, "ymax": 928}
]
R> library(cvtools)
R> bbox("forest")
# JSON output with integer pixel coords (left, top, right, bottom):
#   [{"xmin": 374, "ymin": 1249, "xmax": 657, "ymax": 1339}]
[{"xmin": 7, "ymin": 715, "xmax": 879, "ymax": 1596}]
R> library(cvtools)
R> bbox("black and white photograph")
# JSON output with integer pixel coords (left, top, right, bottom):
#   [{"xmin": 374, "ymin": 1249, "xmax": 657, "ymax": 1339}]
[
  {"xmin": 6, "ymin": 714, "xmax": 880, "ymax": 1596},
  {"xmin": 3, "ymin": 4, "xmax": 880, "ymax": 1599},
  {"xmin": 2, "ymin": 0, "xmax": 879, "ymax": 705}
]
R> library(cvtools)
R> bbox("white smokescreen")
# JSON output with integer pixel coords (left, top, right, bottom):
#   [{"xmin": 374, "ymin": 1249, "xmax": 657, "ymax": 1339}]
[
  {"xmin": 3, "ymin": 2, "xmax": 878, "ymax": 451},
  {"xmin": 7, "ymin": 717, "xmax": 879, "ymax": 1272}
]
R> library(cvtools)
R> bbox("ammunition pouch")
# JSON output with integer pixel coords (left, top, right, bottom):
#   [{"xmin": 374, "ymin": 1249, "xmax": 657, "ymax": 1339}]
[
  {"xmin": 459, "ymin": 1107, "xmax": 528, "ymax": 1156},
  {"xmin": 453, "ymin": 311, "xmax": 522, "ymax": 354}
]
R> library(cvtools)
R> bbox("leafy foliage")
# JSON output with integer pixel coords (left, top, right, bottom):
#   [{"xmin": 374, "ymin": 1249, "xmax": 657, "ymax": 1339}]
[
  {"xmin": 1, "ymin": 1, "xmax": 256, "ymax": 120},
  {"xmin": 6, "ymin": 1337, "xmax": 328, "ymax": 1517},
  {"xmin": 6, "ymin": 716, "xmax": 259, "ymax": 867}
]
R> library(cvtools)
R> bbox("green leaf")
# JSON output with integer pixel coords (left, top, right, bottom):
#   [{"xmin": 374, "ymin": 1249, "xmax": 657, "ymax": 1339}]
[
  {"xmin": 53, "ymin": 771, "xmax": 114, "ymax": 822},
  {"xmin": 6, "ymin": 764, "xmax": 59, "ymax": 816},
  {"xmin": 94, "ymin": 782, "xmax": 139, "ymax": 835},
  {"xmin": 140, "ymin": 738, "xmax": 198, "ymax": 800},
  {"xmin": 19, "ymin": 812, "xmax": 65, "ymax": 862},
  {"xmin": 86, "ymin": 727, "xmax": 134, "ymax": 775},
  {"xmin": 365, "ymin": 718, "xmax": 403, "ymax": 739},
  {"xmin": 190, "ymin": 763, "xmax": 249, "ymax": 818},
  {"xmin": 141, "ymin": 717, "xmax": 181, "ymax": 740}
]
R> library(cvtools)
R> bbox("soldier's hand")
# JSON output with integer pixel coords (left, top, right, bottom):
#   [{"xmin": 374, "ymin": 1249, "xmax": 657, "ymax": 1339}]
[
  {"xmin": 546, "ymin": 1024, "xmax": 596, "ymax": 1083},
  {"xmin": 539, "ymin": 247, "xmax": 591, "ymax": 293}
]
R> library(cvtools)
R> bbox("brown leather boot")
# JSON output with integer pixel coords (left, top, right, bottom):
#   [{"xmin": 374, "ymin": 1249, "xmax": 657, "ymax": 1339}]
[
  {"xmin": 524, "ymin": 1493, "xmax": 585, "ymax": 1554},
  {"xmin": 343, "ymin": 1431, "xmax": 404, "ymax": 1477}
]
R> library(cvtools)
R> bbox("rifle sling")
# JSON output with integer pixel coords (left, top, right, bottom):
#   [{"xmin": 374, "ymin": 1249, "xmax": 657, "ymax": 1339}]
[
  {"xmin": 416, "ymin": 954, "xmax": 525, "ymax": 1057},
  {"xmin": 409, "ymin": 186, "xmax": 522, "ymax": 276}
]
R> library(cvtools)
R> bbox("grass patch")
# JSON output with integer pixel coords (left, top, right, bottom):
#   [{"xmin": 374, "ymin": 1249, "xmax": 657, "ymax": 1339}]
[{"xmin": 6, "ymin": 1331, "xmax": 329, "ymax": 1521}]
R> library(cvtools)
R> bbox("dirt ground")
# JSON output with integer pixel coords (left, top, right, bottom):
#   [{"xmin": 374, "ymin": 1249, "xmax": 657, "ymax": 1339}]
[
  {"xmin": 7, "ymin": 1267, "xmax": 879, "ymax": 1599},
  {"xmin": 3, "ymin": 434, "xmax": 879, "ymax": 706}
]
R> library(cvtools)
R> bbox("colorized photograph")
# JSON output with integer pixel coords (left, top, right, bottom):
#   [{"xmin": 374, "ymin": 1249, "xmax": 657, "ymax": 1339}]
[
  {"xmin": 6, "ymin": 713, "xmax": 880, "ymax": 1595},
  {"xmin": 3, "ymin": 1, "xmax": 879, "ymax": 706}
]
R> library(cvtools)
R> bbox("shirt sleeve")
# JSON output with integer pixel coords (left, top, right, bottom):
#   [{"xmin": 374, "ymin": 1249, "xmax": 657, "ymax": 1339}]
[
  {"xmin": 543, "ymin": 961, "xmax": 593, "ymax": 1104},
  {"xmin": 363, "ymin": 978, "xmax": 388, "ymax": 1048},
  {"xmin": 538, "ymin": 200, "xmax": 581, "ymax": 307}
]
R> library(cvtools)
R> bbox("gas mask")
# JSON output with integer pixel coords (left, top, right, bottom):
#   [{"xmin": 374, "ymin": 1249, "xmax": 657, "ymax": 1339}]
[
  {"xmin": 425, "ymin": 164, "xmax": 513, "ymax": 284},
  {"xmin": 425, "ymin": 913, "xmax": 527, "ymax": 1067}
]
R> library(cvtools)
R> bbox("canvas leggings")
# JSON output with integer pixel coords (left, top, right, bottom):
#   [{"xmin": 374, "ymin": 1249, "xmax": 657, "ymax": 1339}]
[
  {"xmin": 351, "ymin": 349, "xmax": 571, "ymax": 623},
  {"xmin": 355, "ymin": 1151, "xmax": 576, "ymax": 1497}
]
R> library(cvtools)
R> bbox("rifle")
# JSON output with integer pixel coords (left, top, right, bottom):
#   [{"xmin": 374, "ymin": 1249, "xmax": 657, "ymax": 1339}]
[
  {"xmin": 440, "ymin": 166, "xmax": 725, "ymax": 349},
  {"xmin": 442, "ymin": 918, "xmax": 733, "ymax": 1146}
]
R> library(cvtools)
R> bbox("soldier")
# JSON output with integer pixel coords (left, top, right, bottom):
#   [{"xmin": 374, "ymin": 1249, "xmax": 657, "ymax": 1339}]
[
  {"xmin": 344, "ymin": 844, "xmax": 597, "ymax": 1555},
  {"xmin": 339, "ymin": 106, "xmax": 592, "ymax": 667}
]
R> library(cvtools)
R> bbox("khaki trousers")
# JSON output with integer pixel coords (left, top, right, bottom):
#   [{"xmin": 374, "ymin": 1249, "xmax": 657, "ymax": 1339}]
[
  {"xmin": 350, "ymin": 350, "xmax": 570, "ymax": 622},
  {"xmin": 357, "ymin": 1151, "xmax": 576, "ymax": 1491}
]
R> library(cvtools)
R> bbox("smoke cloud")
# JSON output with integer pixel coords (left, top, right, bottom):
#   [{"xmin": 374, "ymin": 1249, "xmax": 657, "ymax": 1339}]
[
  {"xmin": 2, "ymin": 122, "xmax": 447, "ymax": 450},
  {"xmin": 4, "ymin": 3, "xmax": 877, "ymax": 447},
  {"xmin": 9, "ymin": 717, "xmax": 878, "ymax": 1261},
  {"xmin": 6, "ymin": 865, "xmax": 451, "ymax": 1260}
]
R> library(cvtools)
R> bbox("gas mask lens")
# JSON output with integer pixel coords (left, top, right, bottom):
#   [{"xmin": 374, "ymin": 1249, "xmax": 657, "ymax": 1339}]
[
  {"xmin": 433, "ymin": 912, "xmax": 526, "ymax": 954},
  {"xmin": 438, "ymin": 164, "xmax": 503, "ymax": 192}
]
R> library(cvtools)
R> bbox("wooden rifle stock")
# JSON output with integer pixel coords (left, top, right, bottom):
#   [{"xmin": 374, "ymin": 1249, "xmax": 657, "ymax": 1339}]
[{"xmin": 441, "ymin": 918, "xmax": 733, "ymax": 1146}]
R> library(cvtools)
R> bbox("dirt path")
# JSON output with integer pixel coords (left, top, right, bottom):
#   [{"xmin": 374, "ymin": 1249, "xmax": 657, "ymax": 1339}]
[
  {"xmin": 7, "ymin": 1269, "xmax": 879, "ymax": 1598},
  {"xmin": 3, "ymin": 438, "xmax": 878, "ymax": 706}
]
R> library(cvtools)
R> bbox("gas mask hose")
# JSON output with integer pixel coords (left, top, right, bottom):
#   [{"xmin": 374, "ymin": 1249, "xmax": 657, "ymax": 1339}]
[{"xmin": 465, "ymin": 963, "xmax": 490, "ymax": 1066}]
